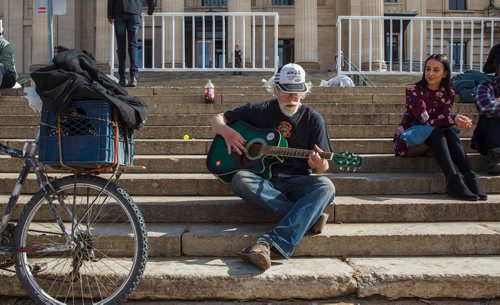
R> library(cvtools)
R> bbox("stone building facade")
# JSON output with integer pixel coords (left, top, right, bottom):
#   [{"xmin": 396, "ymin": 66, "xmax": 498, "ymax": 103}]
[{"xmin": 0, "ymin": 0, "xmax": 498, "ymax": 74}]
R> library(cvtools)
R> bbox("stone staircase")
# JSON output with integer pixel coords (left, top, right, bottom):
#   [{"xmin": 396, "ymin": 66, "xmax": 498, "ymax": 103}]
[{"xmin": 0, "ymin": 74, "xmax": 499, "ymax": 302}]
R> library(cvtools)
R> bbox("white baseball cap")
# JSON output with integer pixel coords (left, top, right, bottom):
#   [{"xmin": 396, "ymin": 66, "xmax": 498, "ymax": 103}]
[{"xmin": 274, "ymin": 63, "xmax": 307, "ymax": 93}]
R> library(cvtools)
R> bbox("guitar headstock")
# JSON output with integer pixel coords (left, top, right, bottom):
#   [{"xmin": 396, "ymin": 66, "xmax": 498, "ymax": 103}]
[{"xmin": 332, "ymin": 151, "xmax": 363, "ymax": 171}]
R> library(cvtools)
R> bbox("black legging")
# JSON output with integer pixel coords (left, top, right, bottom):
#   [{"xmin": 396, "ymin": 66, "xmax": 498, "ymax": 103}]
[{"xmin": 424, "ymin": 126, "xmax": 473, "ymax": 177}]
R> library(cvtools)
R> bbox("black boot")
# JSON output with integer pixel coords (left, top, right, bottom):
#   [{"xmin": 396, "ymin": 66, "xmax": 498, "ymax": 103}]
[
  {"xmin": 464, "ymin": 173, "xmax": 488, "ymax": 201},
  {"xmin": 487, "ymin": 151, "xmax": 500, "ymax": 175},
  {"xmin": 446, "ymin": 173, "xmax": 479, "ymax": 201}
]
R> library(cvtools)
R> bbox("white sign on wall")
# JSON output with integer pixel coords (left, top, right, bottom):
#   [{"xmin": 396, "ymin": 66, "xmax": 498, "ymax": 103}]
[{"xmin": 35, "ymin": 0, "xmax": 67, "ymax": 15}]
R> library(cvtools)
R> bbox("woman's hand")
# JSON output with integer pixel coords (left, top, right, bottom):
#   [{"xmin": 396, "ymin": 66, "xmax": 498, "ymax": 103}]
[
  {"xmin": 308, "ymin": 145, "xmax": 329, "ymax": 173},
  {"xmin": 454, "ymin": 114, "xmax": 473, "ymax": 129}
]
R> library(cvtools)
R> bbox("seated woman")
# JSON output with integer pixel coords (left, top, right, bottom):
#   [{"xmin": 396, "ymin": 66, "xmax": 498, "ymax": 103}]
[
  {"xmin": 393, "ymin": 54, "xmax": 487, "ymax": 201},
  {"xmin": 472, "ymin": 43, "xmax": 500, "ymax": 175}
]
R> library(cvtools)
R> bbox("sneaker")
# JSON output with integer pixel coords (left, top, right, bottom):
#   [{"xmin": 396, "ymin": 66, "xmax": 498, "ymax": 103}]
[
  {"xmin": 118, "ymin": 78, "xmax": 127, "ymax": 87},
  {"xmin": 128, "ymin": 76, "xmax": 137, "ymax": 87},
  {"xmin": 237, "ymin": 243, "xmax": 271, "ymax": 271},
  {"xmin": 309, "ymin": 212, "xmax": 329, "ymax": 234}
]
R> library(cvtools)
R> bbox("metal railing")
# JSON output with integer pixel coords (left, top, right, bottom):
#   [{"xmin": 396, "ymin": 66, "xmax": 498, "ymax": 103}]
[
  {"xmin": 337, "ymin": 16, "xmax": 500, "ymax": 75},
  {"xmin": 110, "ymin": 12, "xmax": 279, "ymax": 74}
]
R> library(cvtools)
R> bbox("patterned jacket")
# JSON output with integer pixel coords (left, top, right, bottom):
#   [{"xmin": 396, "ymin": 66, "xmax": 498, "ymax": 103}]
[{"xmin": 393, "ymin": 84, "xmax": 455, "ymax": 157}]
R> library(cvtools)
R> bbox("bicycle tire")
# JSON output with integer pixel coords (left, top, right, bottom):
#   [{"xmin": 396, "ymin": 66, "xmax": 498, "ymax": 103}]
[{"xmin": 13, "ymin": 175, "xmax": 148, "ymax": 305}]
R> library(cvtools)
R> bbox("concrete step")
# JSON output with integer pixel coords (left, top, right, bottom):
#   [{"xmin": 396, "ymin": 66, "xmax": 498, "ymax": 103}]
[
  {"xmin": 0, "ymin": 138, "xmax": 478, "ymax": 155},
  {"xmin": 0, "ymin": 112, "xmax": 482, "ymax": 127},
  {"xmin": 0, "ymin": 98, "xmax": 479, "ymax": 116},
  {"xmin": 0, "ymin": 124, "xmax": 477, "ymax": 139},
  {"xmin": 1, "ymin": 256, "xmax": 499, "ymax": 300},
  {"xmin": 181, "ymin": 221, "xmax": 500, "ymax": 257},
  {"xmin": 1, "ymin": 153, "xmax": 488, "ymax": 174},
  {"xmin": 3, "ymin": 195, "xmax": 499, "ymax": 224},
  {"xmin": 4, "ymin": 298, "xmax": 495, "ymax": 305},
  {"xmin": 0, "ymin": 218, "xmax": 498, "ymax": 257},
  {"xmin": 0, "ymin": 113, "xmax": 405, "ymax": 126},
  {"xmin": 127, "ymin": 85, "xmax": 407, "ymax": 96},
  {"xmin": 132, "ymin": 93, "xmax": 408, "ymax": 104},
  {"xmin": 0, "ymin": 172, "xmax": 497, "ymax": 196}
]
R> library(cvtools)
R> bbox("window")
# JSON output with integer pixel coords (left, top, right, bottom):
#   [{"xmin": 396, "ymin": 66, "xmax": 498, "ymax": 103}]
[
  {"xmin": 450, "ymin": 42, "xmax": 467, "ymax": 69},
  {"xmin": 385, "ymin": 32, "xmax": 401, "ymax": 61},
  {"xmin": 278, "ymin": 39, "xmax": 294, "ymax": 68},
  {"xmin": 202, "ymin": 0, "xmax": 227, "ymax": 6},
  {"xmin": 272, "ymin": 0, "xmax": 294, "ymax": 5},
  {"xmin": 449, "ymin": 0, "xmax": 466, "ymax": 10}
]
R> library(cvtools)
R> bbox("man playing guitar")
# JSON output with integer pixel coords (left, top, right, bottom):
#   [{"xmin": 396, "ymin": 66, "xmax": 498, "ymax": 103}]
[{"xmin": 210, "ymin": 63, "xmax": 335, "ymax": 271}]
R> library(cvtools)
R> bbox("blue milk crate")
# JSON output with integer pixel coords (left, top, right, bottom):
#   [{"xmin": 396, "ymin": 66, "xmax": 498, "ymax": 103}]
[{"xmin": 38, "ymin": 100, "xmax": 134, "ymax": 168}]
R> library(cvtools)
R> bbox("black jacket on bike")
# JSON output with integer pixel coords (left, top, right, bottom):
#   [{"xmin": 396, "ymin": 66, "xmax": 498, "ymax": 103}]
[{"xmin": 31, "ymin": 48, "xmax": 148, "ymax": 130}]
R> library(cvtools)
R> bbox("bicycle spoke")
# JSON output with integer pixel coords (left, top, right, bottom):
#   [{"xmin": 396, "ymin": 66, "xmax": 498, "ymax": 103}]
[{"xmin": 14, "ymin": 175, "xmax": 148, "ymax": 304}]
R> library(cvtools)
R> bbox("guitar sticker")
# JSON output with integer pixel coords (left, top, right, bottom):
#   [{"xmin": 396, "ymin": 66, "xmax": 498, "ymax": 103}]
[
  {"xmin": 266, "ymin": 132, "xmax": 275, "ymax": 141},
  {"xmin": 277, "ymin": 121, "xmax": 292, "ymax": 138}
]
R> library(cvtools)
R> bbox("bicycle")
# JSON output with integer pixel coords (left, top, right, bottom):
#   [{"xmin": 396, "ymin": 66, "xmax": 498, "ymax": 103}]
[{"xmin": 0, "ymin": 127, "xmax": 148, "ymax": 304}]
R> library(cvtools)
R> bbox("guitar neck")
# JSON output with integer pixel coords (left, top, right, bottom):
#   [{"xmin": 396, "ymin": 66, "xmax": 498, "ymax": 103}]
[{"xmin": 260, "ymin": 145, "xmax": 333, "ymax": 160}]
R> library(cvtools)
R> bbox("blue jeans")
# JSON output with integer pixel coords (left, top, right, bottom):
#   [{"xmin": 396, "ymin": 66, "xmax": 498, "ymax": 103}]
[
  {"xmin": 231, "ymin": 171, "xmax": 335, "ymax": 259},
  {"xmin": 114, "ymin": 13, "xmax": 141, "ymax": 80}
]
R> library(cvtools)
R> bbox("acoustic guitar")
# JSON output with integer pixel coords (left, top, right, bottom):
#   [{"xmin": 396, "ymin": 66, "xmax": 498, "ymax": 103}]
[{"xmin": 206, "ymin": 121, "xmax": 363, "ymax": 183}]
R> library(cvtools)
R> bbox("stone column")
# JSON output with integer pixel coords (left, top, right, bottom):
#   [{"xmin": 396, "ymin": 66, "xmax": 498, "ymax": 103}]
[
  {"xmin": 57, "ymin": 0, "xmax": 79, "ymax": 50},
  {"xmin": 3, "ymin": 0, "xmax": 25, "ymax": 73},
  {"xmin": 407, "ymin": 0, "xmax": 427, "ymax": 65},
  {"xmin": 30, "ymin": 4, "xmax": 50, "ymax": 71},
  {"xmin": 360, "ymin": 0, "xmax": 386, "ymax": 71},
  {"xmin": 95, "ymin": 0, "xmax": 111, "ymax": 73},
  {"xmin": 161, "ymin": 0, "xmax": 184, "ymax": 68},
  {"xmin": 294, "ymin": 0, "xmax": 319, "ymax": 71},
  {"xmin": 228, "ymin": 0, "xmax": 251, "ymax": 67}
]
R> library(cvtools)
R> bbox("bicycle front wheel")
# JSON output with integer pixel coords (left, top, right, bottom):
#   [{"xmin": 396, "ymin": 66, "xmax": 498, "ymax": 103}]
[{"xmin": 14, "ymin": 175, "xmax": 148, "ymax": 305}]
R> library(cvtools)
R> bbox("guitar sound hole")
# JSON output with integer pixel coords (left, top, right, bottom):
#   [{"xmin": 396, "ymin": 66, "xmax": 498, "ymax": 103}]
[{"xmin": 247, "ymin": 143, "xmax": 262, "ymax": 158}]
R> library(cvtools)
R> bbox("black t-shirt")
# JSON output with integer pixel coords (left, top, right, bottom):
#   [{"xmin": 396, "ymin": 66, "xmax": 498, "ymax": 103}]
[{"xmin": 223, "ymin": 99, "xmax": 333, "ymax": 175}]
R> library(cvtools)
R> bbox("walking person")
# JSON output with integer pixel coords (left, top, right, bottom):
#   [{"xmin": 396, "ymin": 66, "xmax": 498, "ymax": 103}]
[
  {"xmin": 210, "ymin": 63, "xmax": 335, "ymax": 271},
  {"xmin": 393, "ymin": 54, "xmax": 487, "ymax": 201},
  {"xmin": 107, "ymin": 0, "xmax": 155, "ymax": 87},
  {"xmin": 234, "ymin": 44, "xmax": 242, "ymax": 75}
]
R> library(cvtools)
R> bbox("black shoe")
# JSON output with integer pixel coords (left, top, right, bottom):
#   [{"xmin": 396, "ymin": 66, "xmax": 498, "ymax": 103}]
[
  {"xmin": 127, "ymin": 76, "xmax": 137, "ymax": 87},
  {"xmin": 464, "ymin": 173, "xmax": 488, "ymax": 201},
  {"xmin": 446, "ymin": 173, "xmax": 479, "ymax": 201},
  {"xmin": 118, "ymin": 78, "xmax": 127, "ymax": 87},
  {"xmin": 487, "ymin": 152, "xmax": 500, "ymax": 175}
]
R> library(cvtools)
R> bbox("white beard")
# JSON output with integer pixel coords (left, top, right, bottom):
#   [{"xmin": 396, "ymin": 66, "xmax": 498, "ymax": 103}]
[{"xmin": 279, "ymin": 103, "xmax": 300, "ymax": 117}]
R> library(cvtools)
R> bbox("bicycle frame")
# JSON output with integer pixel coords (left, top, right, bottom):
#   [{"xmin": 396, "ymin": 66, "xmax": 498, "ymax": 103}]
[{"xmin": 0, "ymin": 132, "xmax": 74, "ymax": 253}]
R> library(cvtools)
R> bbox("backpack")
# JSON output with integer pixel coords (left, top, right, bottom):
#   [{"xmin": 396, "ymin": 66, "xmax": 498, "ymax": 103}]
[{"xmin": 451, "ymin": 70, "xmax": 493, "ymax": 103}]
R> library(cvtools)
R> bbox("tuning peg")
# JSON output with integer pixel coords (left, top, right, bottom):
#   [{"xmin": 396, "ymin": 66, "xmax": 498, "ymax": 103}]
[{"xmin": 340, "ymin": 166, "xmax": 344, "ymax": 171}]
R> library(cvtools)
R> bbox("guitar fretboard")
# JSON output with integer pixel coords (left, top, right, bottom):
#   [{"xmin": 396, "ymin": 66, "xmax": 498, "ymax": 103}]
[{"xmin": 259, "ymin": 145, "xmax": 333, "ymax": 160}]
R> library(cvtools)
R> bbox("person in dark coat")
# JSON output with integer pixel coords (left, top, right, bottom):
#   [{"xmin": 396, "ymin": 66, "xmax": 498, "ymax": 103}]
[
  {"xmin": 472, "ymin": 43, "xmax": 500, "ymax": 175},
  {"xmin": 0, "ymin": 30, "xmax": 17, "ymax": 88},
  {"xmin": 107, "ymin": 0, "xmax": 155, "ymax": 87}
]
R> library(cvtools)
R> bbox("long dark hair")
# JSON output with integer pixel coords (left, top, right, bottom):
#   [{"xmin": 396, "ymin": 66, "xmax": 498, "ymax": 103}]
[{"xmin": 415, "ymin": 54, "xmax": 452, "ymax": 95}]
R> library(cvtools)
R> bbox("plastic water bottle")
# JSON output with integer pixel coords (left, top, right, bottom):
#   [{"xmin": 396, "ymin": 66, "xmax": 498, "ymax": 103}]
[{"xmin": 204, "ymin": 80, "xmax": 215, "ymax": 104}]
